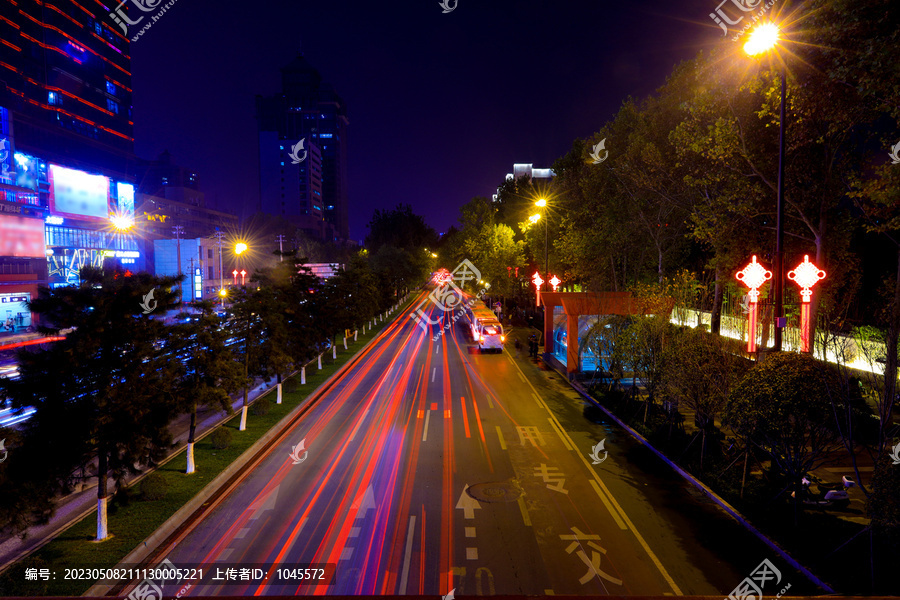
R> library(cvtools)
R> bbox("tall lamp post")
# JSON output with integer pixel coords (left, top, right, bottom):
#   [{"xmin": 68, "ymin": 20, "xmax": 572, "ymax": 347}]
[
  {"xmin": 213, "ymin": 230, "xmax": 226, "ymax": 307},
  {"xmin": 535, "ymin": 198, "xmax": 548, "ymax": 278},
  {"xmin": 745, "ymin": 23, "xmax": 786, "ymax": 351}
]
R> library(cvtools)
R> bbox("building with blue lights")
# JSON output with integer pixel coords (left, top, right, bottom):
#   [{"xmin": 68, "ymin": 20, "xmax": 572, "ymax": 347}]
[
  {"xmin": 256, "ymin": 53, "xmax": 350, "ymax": 243},
  {"xmin": 0, "ymin": 0, "xmax": 141, "ymax": 330}
]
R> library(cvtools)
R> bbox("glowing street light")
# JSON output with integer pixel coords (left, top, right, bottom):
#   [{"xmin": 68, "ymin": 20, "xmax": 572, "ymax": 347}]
[
  {"xmin": 535, "ymin": 198, "xmax": 547, "ymax": 208},
  {"xmin": 235, "ymin": 242, "xmax": 248, "ymax": 255},
  {"xmin": 788, "ymin": 255, "xmax": 826, "ymax": 353},
  {"xmin": 736, "ymin": 255, "xmax": 773, "ymax": 353},
  {"xmin": 745, "ymin": 21, "xmax": 787, "ymax": 351},
  {"xmin": 110, "ymin": 214, "xmax": 134, "ymax": 231},
  {"xmin": 529, "ymin": 214, "xmax": 541, "ymax": 224}
]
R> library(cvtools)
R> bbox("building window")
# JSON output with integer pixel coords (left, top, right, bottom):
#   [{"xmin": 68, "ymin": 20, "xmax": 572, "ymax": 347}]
[
  {"xmin": 106, "ymin": 81, "xmax": 117, "ymax": 95},
  {"xmin": 48, "ymin": 92, "xmax": 58, "ymax": 105},
  {"xmin": 107, "ymin": 99, "xmax": 119, "ymax": 114},
  {"xmin": 208, "ymin": 266, "xmax": 214, "ymax": 279},
  {"xmin": 208, "ymin": 249, "xmax": 213, "ymax": 259}
]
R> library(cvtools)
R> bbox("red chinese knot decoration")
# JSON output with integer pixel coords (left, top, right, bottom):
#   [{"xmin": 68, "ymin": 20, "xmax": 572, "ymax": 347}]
[
  {"xmin": 735, "ymin": 255, "xmax": 772, "ymax": 303},
  {"xmin": 549, "ymin": 275, "xmax": 561, "ymax": 291},
  {"xmin": 532, "ymin": 272, "xmax": 544, "ymax": 290},
  {"xmin": 787, "ymin": 255, "xmax": 826, "ymax": 303}
]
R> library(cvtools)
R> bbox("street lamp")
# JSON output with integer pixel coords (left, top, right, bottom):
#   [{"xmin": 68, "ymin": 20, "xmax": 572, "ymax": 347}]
[
  {"xmin": 235, "ymin": 242, "xmax": 248, "ymax": 255},
  {"xmin": 535, "ymin": 198, "xmax": 549, "ymax": 283},
  {"xmin": 745, "ymin": 22, "xmax": 786, "ymax": 352}
]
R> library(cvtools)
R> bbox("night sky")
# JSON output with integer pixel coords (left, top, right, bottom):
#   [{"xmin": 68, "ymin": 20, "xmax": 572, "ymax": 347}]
[{"xmin": 131, "ymin": 0, "xmax": 723, "ymax": 242}]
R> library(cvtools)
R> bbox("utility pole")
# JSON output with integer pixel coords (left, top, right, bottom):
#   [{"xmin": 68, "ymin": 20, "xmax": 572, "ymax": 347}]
[
  {"xmin": 275, "ymin": 234, "xmax": 286, "ymax": 262},
  {"xmin": 173, "ymin": 225, "xmax": 184, "ymax": 302}
]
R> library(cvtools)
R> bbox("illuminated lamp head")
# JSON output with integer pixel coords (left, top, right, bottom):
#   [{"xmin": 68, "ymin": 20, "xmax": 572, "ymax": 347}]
[
  {"xmin": 549, "ymin": 275, "xmax": 561, "ymax": 291},
  {"xmin": 736, "ymin": 255, "xmax": 772, "ymax": 303},
  {"xmin": 110, "ymin": 214, "xmax": 134, "ymax": 231},
  {"xmin": 787, "ymin": 255, "xmax": 826, "ymax": 303},
  {"xmin": 531, "ymin": 272, "xmax": 544, "ymax": 289}
]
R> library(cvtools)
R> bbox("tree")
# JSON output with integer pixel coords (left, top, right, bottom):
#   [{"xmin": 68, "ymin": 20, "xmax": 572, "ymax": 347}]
[
  {"xmin": 661, "ymin": 326, "xmax": 745, "ymax": 471},
  {"xmin": 227, "ymin": 285, "xmax": 266, "ymax": 431},
  {"xmin": 0, "ymin": 268, "xmax": 182, "ymax": 540},
  {"xmin": 724, "ymin": 352, "xmax": 847, "ymax": 512},
  {"xmin": 169, "ymin": 301, "xmax": 242, "ymax": 474},
  {"xmin": 365, "ymin": 204, "xmax": 438, "ymax": 253}
]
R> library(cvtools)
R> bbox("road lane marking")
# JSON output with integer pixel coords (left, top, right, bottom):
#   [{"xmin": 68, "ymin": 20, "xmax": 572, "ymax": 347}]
[
  {"xmin": 423, "ymin": 410, "xmax": 431, "ymax": 442},
  {"xmin": 444, "ymin": 409, "xmax": 450, "ymax": 419},
  {"xmin": 431, "ymin": 402, "xmax": 438, "ymax": 410},
  {"xmin": 348, "ymin": 408, "xmax": 369, "ymax": 442},
  {"xmin": 548, "ymin": 418, "xmax": 573, "ymax": 450},
  {"xmin": 432, "ymin": 367, "xmax": 436, "ymax": 382},
  {"xmin": 340, "ymin": 547, "xmax": 353, "ymax": 560},
  {"xmin": 219, "ymin": 548, "xmax": 233, "ymax": 560},
  {"xmin": 465, "ymin": 527, "xmax": 476, "ymax": 538},
  {"xmin": 517, "ymin": 426, "xmax": 546, "ymax": 447},
  {"xmin": 466, "ymin": 547, "xmax": 478, "ymax": 560},
  {"xmin": 517, "ymin": 371, "xmax": 526, "ymax": 383},
  {"xmin": 506, "ymin": 354, "xmax": 684, "ymax": 596},
  {"xmin": 531, "ymin": 392, "xmax": 544, "ymax": 407},
  {"xmin": 544, "ymin": 590, "xmax": 555, "ymax": 595},
  {"xmin": 349, "ymin": 526, "xmax": 361, "ymax": 538},
  {"xmin": 589, "ymin": 479, "xmax": 628, "ymax": 530},
  {"xmin": 496, "ymin": 426, "xmax": 507, "ymax": 450},
  {"xmin": 398, "ymin": 516, "xmax": 416, "ymax": 594},
  {"xmin": 517, "ymin": 495, "xmax": 531, "ymax": 527},
  {"xmin": 460, "ymin": 396, "xmax": 471, "ymax": 438},
  {"xmin": 235, "ymin": 528, "xmax": 250, "ymax": 539}
]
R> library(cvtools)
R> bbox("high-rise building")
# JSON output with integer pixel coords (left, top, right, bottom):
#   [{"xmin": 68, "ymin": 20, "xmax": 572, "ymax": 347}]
[
  {"xmin": 256, "ymin": 53, "xmax": 350, "ymax": 242},
  {"xmin": 133, "ymin": 152, "xmax": 238, "ymax": 270},
  {"xmin": 0, "ymin": 1, "xmax": 140, "ymax": 305}
]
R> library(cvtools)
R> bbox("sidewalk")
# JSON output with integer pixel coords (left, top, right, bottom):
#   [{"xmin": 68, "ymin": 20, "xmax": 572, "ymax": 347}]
[{"xmin": 0, "ymin": 375, "xmax": 277, "ymax": 572}]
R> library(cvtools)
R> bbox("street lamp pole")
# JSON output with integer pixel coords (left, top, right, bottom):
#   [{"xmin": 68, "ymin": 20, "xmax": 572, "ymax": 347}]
[{"xmin": 773, "ymin": 65, "xmax": 786, "ymax": 352}]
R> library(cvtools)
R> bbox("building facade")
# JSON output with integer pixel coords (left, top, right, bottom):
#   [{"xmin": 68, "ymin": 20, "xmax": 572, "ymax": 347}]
[
  {"xmin": 0, "ymin": 2, "xmax": 140, "ymax": 336},
  {"xmin": 256, "ymin": 53, "xmax": 349, "ymax": 243}
]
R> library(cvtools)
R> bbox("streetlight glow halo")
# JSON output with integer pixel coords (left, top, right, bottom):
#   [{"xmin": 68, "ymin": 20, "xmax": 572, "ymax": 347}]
[{"xmin": 744, "ymin": 22, "xmax": 780, "ymax": 56}]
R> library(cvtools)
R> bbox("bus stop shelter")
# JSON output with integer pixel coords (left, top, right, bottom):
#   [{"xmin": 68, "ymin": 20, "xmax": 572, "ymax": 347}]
[{"xmin": 540, "ymin": 291, "xmax": 668, "ymax": 376}]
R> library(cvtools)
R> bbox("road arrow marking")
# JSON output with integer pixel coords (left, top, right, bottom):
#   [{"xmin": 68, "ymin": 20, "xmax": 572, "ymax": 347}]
[
  {"xmin": 248, "ymin": 485, "xmax": 279, "ymax": 519},
  {"xmin": 351, "ymin": 485, "xmax": 376, "ymax": 513},
  {"xmin": 456, "ymin": 484, "xmax": 482, "ymax": 519}
]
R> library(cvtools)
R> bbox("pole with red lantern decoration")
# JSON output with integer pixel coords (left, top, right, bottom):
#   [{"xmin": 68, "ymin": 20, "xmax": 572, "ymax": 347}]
[
  {"xmin": 532, "ymin": 272, "xmax": 544, "ymax": 307},
  {"xmin": 736, "ymin": 256, "xmax": 772, "ymax": 353},
  {"xmin": 787, "ymin": 255, "xmax": 826, "ymax": 353}
]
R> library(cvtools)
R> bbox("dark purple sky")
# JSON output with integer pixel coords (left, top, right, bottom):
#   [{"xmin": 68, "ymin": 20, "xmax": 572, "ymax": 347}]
[{"xmin": 130, "ymin": 0, "xmax": 720, "ymax": 242}]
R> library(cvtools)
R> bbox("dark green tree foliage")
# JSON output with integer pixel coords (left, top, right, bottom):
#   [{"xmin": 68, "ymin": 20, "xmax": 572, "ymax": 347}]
[
  {"xmin": 226, "ymin": 285, "xmax": 265, "ymax": 430},
  {"xmin": 0, "ymin": 267, "xmax": 182, "ymax": 536},
  {"xmin": 724, "ymin": 352, "xmax": 846, "ymax": 491},
  {"xmin": 319, "ymin": 253, "xmax": 379, "ymax": 344},
  {"xmin": 365, "ymin": 204, "xmax": 438, "ymax": 253},
  {"xmin": 169, "ymin": 300, "xmax": 242, "ymax": 472}
]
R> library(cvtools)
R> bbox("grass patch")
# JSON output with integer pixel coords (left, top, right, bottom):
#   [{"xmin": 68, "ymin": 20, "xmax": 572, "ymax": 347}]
[{"xmin": 0, "ymin": 298, "xmax": 416, "ymax": 597}]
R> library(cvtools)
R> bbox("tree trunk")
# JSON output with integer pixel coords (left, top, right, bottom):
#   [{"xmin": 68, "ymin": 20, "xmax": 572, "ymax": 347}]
[
  {"xmin": 711, "ymin": 265, "xmax": 724, "ymax": 335},
  {"xmin": 740, "ymin": 449, "xmax": 749, "ymax": 499},
  {"xmin": 186, "ymin": 403, "xmax": 197, "ymax": 474},
  {"xmin": 96, "ymin": 447, "xmax": 108, "ymax": 540},
  {"xmin": 276, "ymin": 372, "xmax": 283, "ymax": 405},
  {"xmin": 882, "ymin": 247, "xmax": 900, "ymax": 454}
]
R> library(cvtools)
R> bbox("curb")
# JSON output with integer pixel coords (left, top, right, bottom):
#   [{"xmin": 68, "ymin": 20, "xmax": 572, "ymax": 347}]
[
  {"xmin": 567, "ymin": 379, "xmax": 835, "ymax": 594},
  {"xmin": 85, "ymin": 293, "xmax": 416, "ymax": 597}
]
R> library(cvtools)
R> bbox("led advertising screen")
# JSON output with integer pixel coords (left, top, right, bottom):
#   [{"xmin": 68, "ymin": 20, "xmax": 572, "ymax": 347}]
[
  {"xmin": 0, "ymin": 213, "xmax": 45, "ymax": 257},
  {"xmin": 116, "ymin": 181, "xmax": 135, "ymax": 217},
  {"xmin": 49, "ymin": 164, "xmax": 110, "ymax": 221},
  {"xmin": 14, "ymin": 152, "xmax": 40, "ymax": 190}
]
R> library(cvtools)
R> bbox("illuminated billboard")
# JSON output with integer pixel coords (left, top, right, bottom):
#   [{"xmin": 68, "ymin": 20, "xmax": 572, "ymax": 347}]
[
  {"xmin": 49, "ymin": 164, "xmax": 110, "ymax": 221},
  {"xmin": 0, "ymin": 213, "xmax": 45, "ymax": 257},
  {"xmin": 14, "ymin": 152, "xmax": 40, "ymax": 191},
  {"xmin": 116, "ymin": 182, "xmax": 135, "ymax": 217}
]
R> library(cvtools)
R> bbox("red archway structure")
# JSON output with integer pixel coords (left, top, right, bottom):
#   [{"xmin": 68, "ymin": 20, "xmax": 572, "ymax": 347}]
[{"xmin": 540, "ymin": 292, "xmax": 672, "ymax": 375}]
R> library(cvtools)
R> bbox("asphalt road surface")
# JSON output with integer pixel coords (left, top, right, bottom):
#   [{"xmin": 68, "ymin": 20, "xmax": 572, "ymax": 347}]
[{"xmin": 135, "ymin": 290, "xmax": 815, "ymax": 597}]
